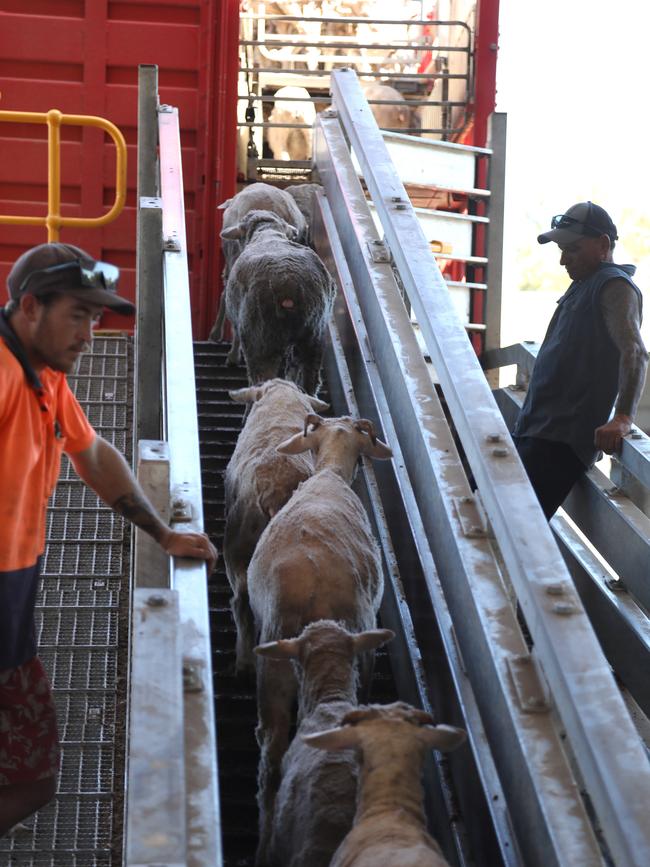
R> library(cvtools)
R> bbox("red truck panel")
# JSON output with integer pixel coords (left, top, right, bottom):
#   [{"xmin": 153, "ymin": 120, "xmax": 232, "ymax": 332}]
[{"xmin": 0, "ymin": 0, "xmax": 239, "ymax": 335}]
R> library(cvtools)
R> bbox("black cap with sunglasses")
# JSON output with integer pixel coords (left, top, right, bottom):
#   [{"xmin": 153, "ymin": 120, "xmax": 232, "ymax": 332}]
[
  {"xmin": 537, "ymin": 201, "xmax": 618, "ymax": 246},
  {"xmin": 6, "ymin": 243, "xmax": 135, "ymax": 315}
]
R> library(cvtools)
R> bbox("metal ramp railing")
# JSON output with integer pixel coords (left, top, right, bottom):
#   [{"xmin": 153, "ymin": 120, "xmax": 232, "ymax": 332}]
[{"xmin": 310, "ymin": 68, "xmax": 650, "ymax": 866}]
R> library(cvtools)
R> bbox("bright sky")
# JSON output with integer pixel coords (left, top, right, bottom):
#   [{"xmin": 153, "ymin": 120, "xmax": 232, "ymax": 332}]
[{"xmin": 494, "ymin": 0, "xmax": 650, "ymax": 344}]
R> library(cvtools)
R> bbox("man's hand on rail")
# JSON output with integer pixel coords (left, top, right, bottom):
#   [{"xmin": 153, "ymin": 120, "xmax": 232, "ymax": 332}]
[
  {"xmin": 594, "ymin": 414, "xmax": 632, "ymax": 455},
  {"xmin": 161, "ymin": 530, "xmax": 219, "ymax": 574}
]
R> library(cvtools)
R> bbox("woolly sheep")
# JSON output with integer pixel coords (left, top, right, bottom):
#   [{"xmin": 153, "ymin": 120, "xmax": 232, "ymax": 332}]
[
  {"xmin": 267, "ymin": 86, "xmax": 316, "ymax": 161},
  {"xmin": 247, "ymin": 414, "xmax": 393, "ymax": 860},
  {"xmin": 223, "ymin": 379, "xmax": 328, "ymax": 675},
  {"xmin": 304, "ymin": 701, "xmax": 466, "ymax": 867},
  {"xmin": 218, "ymin": 210, "xmax": 336, "ymax": 393},
  {"xmin": 209, "ymin": 182, "xmax": 307, "ymax": 342},
  {"xmin": 363, "ymin": 83, "xmax": 420, "ymax": 132},
  {"xmin": 255, "ymin": 620, "xmax": 394, "ymax": 867}
]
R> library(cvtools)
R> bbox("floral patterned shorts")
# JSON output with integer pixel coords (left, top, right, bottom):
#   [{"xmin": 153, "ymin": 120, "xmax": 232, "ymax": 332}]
[{"xmin": 0, "ymin": 656, "xmax": 60, "ymax": 785}]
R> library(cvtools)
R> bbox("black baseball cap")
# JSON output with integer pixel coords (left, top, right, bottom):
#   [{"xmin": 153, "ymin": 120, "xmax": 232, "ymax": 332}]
[
  {"xmin": 7, "ymin": 243, "xmax": 135, "ymax": 315},
  {"xmin": 537, "ymin": 202, "xmax": 618, "ymax": 246}
]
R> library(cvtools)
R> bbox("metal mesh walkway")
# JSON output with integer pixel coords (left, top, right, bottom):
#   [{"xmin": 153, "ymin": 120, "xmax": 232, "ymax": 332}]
[{"xmin": 0, "ymin": 337, "xmax": 133, "ymax": 867}]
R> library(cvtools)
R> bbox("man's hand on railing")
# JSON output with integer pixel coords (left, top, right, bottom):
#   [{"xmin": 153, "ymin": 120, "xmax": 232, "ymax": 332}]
[
  {"xmin": 161, "ymin": 529, "xmax": 219, "ymax": 574},
  {"xmin": 594, "ymin": 414, "xmax": 632, "ymax": 455}
]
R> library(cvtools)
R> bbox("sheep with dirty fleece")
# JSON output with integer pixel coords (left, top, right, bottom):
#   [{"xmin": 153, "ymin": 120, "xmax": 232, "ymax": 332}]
[
  {"xmin": 255, "ymin": 620, "xmax": 394, "ymax": 867},
  {"xmin": 247, "ymin": 414, "xmax": 393, "ymax": 863},
  {"xmin": 208, "ymin": 182, "xmax": 308, "ymax": 343},
  {"xmin": 285, "ymin": 183, "xmax": 323, "ymax": 244},
  {"xmin": 218, "ymin": 210, "xmax": 336, "ymax": 395},
  {"xmin": 304, "ymin": 701, "xmax": 466, "ymax": 867},
  {"xmin": 223, "ymin": 379, "xmax": 329, "ymax": 676},
  {"xmin": 267, "ymin": 86, "xmax": 317, "ymax": 161}
]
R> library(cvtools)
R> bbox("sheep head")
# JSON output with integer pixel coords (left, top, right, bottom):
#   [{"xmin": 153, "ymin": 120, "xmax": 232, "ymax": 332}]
[
  {"xmin": 220, "ymin": 209, "xmax": 299, "ymax": 244},
  {"xmin": 303, "ymin": 701, "xmax": 466, "ymax": 754},
  {"xmin": 276, "ymin": 415, "xmax": 392, "ymax": 478},
  {"xmin": 254, "ymin": 620, "xmax": 394, "ymax": 663}
]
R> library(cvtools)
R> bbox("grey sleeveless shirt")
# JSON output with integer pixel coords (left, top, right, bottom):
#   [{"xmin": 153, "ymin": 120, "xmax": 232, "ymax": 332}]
[{"xmin": 513, "ymin": 262, "xmax": 642, "ymax": 468}]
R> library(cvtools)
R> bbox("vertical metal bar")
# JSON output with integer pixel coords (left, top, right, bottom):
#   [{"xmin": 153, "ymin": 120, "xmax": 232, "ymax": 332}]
[
  {"xmin": 134, "ymin": 440, "xmax": 171, "ymax": 589},
  {"xmin": 47, "ymin": 108, "xmax": 62, "ymax": 241},
  {"xmin": 137, "ymin": 65, "xmax": 159, "ymax": 199},
  {"xmin": 158, "ymin": 105, "xmax": 222, "ymax": 867},
  {"xmin": 484, "ymin": 111, "xmax": 506, "ymax": 386},
  {"xmin": 135, "ymin": 197, "xmax": 164, "ymax": 444},
  {"xmin": 328, "ymin": 68, "xmax": 650, "ymax": 866},
  {"xmin": 135, "ymin": 65, "xmax": 163, "ymax": 445}
]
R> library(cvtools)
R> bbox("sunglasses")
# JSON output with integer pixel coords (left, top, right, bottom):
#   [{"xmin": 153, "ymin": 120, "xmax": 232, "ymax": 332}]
[
  {"xmin": 550, "ymin": 214, "xmax": 605, "ymax": 237},
  {"xmin": 18, "ymin": 259, "xmax": 120, "ymax": 296}
]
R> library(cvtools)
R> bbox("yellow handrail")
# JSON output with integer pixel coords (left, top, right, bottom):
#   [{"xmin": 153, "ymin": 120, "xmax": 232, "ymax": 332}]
[{"xmin": 0, "ymin": 108, "xmax": 127, "ymax": 241}]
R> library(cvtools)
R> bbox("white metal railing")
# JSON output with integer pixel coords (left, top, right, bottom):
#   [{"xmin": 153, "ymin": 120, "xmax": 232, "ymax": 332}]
[{"xmin": 124, "ymin": 69, "xmax": 222, "ymax": 867}]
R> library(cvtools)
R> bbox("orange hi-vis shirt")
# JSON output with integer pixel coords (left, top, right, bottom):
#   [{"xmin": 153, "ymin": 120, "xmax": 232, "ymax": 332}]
[{"xmin": 0, "ymin": 321, "xmax": 96, "ymax": 572}]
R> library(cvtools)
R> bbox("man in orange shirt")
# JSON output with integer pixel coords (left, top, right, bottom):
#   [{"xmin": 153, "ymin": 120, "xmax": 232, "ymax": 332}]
[{"xmin": 0, "ymin": 243, "xmax": 218, "ymax": 834}]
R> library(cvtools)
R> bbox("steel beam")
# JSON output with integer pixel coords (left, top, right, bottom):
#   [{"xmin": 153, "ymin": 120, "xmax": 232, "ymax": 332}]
[
  {"xmin": 552, "ymin": 515, "xmax": 650, "ymax": 717},
  {"xmin": 315, "ymin": 195, "xmax": 522, "ymax": 867},
  {"xmin": 326, "ymin": 68, "xmax": 650, "ymax": 866},
  {"xmin": 314, "ymin": 115, "xmax": 604, "ymax": 867},
  {"xmin": 159, "ymin": 105, "xmax": 222, "ymax": 867},
  {"xmin": 126, "ymin": 589, "xmax": 186, "ymax": 867},
  {"xmin": 134, "ymin": 440, "xmax": 171, "ymax": 589}
]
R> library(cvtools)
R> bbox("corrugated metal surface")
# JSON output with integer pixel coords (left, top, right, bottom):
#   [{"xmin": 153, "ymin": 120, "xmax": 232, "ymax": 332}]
[
  {"xmin": 0, "ymin": 0, "xmax": 239, "ymax": 336},
  {"xmin": 0, "ymin": 336, "xmax": 132, "ymax": 867}
]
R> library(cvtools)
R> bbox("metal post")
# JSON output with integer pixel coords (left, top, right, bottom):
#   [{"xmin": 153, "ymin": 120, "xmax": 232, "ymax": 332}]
[
  {"xmin": 484, "ymin": 111, "xmax": 506, "ymax": 386},
  {"xmin": 134, "ymin": 440, "xmax": 171, "ymax": 589},
  {"xmin": 135, "ymin": 65, "xmax": 163, "ymax": 445}
]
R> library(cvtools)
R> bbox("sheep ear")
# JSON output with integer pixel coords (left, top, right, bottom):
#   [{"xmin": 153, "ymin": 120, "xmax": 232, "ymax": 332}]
[
  {"xmin": 221, "ymin": 224, "xmax": 244, "ymax": 240},
  {"xmin": 421, "ymin": 724, "xmax": 466, "ymax": 753},
  {"xmin": 353, "ymin": 629, "xmax": 394, "ymax": 654},
  {"xmin": 229, "ymin": 386, "xmax": 262, "ymax": 404},
  {"xmin": 362, "ymin": 437, "xmax": 393, "ymax": 460},
  {"xmin": 308, "ymin": 396, "xmax": 329, "ymax": 412},
  {"xmin": 255, "ymin": 638, "xmax": 301, "ymax": 660},
  {"xmin": 217, "ymin": 197, "xmax": 232, "ymax": 211},
  {"xmin": 277, "ymin": 430, "xmax": 315, "ymax": 455},
  {"xmin": 303, "ymin": 725, "xmax": 360, "ymax": 752}
]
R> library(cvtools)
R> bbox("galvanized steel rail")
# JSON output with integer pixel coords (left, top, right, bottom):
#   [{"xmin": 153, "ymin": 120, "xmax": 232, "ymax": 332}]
[{"xmin": 318, "ymin": 68, "xmax": 650, "ymax": 866}]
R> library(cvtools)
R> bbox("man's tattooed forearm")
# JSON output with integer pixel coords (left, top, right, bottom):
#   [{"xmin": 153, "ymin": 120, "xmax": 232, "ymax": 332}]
[{"xmin": 111, "ymin": 492, "xmax": 166, "ymax": 541}]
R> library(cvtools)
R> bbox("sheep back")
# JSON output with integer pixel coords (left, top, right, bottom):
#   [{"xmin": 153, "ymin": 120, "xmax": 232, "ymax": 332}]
[{"xmin": 248, "ymin": 469, "xmax": 383, "ymax": 642}]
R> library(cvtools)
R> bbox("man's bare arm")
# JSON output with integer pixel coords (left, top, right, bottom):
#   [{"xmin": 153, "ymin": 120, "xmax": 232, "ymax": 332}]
[
  {"xmin": 595, "ymin": 279, "xmax": 648, "ymax": 453},
  {"xmin": 70, "ymin": 436, "xmax": 218, "ymax": 571}
]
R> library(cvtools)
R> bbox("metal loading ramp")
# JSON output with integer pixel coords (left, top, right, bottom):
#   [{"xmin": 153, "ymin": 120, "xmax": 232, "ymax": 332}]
[
  {"xmin": 10, "ymin": 65, "xmax": 650, "ymax": 867},
  {"xmin": 194, "ymin": 341, "xmax": 399, "ymax": 866},
  {"xmin": 0, "ymin": 336, "xmax": 132, "ymax": 867}
]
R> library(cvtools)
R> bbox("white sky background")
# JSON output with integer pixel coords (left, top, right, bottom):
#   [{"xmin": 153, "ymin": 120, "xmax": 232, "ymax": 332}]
[{"xmin": 495, "ymin": 0, "xmax": 650, "ymax": 345}]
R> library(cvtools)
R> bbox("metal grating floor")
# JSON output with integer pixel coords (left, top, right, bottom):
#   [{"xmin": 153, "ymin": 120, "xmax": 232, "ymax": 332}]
[{"xmin": 0, "ymin": 337, "xmax": 133, "ymax": 867}]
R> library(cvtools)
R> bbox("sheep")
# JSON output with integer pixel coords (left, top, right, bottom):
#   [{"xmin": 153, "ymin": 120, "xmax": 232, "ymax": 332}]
[
  {"xmin": 267, "ymin": 86, "xmax": 317, "ymax": 161},
  {"xmin": 285, "ymin": 182, "xmax": 323, "ymax": 244},
  {"xmin": 208, "ymin": 182, "xmax": 308, "ymax": 343},
  {"xmin": 255, "ymin": 620, "xmax": 394, "ymax": 867},
  {"xmin": 247, "ymin": 414, "xmax": 393, "ymax": 862},
  {"xmin": 304, "ymin": 701, "xmax": 467, "ymax": 867},
  {"xmin": 363, "ymin": 83, "xmax": 420, "ymax": 132},
  {"xmin": 217, "ymin": 210, "xmax": 336, "ymax": 394},
  {"xmin": 223, "ymin": 378, "xmax": 329, "ymax": 676}
]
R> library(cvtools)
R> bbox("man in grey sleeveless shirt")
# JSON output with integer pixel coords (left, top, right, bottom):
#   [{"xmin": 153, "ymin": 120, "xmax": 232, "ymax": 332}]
[{"xmin": 513, "ymin": 202, "xmax": 648, "ymax": 518}]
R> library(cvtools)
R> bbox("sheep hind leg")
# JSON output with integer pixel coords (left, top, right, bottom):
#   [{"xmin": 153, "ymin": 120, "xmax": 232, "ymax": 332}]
[
  {"xmin": 226, "ymin": 329, "xmax": 242, "ymax": 366},
  {"xmin": 294, "ymin": 341, "xmax": 324, "ymax": 397},
  {"xmin": 255, "ymin": 657, "xmax": 296, "ymax": 867}
]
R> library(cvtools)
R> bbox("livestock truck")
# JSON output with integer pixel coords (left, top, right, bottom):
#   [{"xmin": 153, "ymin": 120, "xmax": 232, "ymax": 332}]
[{"xmin": 1, "ymin": 2, "xmax": 650, "ymax": 866}]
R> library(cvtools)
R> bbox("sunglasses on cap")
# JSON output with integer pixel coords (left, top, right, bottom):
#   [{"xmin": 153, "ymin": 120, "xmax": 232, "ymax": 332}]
[
  {"xmin": 17, "ymin": 259, "xmax": 120, "ymax": 296},
  {"xmin": 550, "ymin": 214, "xmax": 606, "ymax": 237}
]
